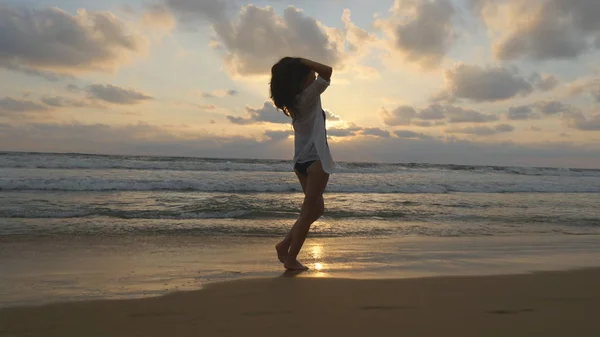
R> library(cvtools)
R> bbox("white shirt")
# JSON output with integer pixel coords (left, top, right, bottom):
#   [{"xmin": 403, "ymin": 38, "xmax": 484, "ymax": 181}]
[{"xmin": 291, "ymin": 76, "xmax": 336, "ymax": 174}]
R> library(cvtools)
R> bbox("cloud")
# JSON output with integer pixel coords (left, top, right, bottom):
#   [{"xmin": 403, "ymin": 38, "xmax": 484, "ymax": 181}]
[
  {"xmin": 533, "ymin": 101, "xmax": 570, "ymax": 116},
  {"xmin": 447, "ymin": 123, "xmax": 515, "ymax": 136},
  {"xmin": 0, "ymin": 4, "xmax": 145, "ymax": 75},
  {"xmin": 141, "ymin": 4, "xmax": 176, "ymax": 32},
  {"xmin": 214, "ymin": 5, "xmax": 344, "ymax": 75},
  {"xmin": 197, "ymin": 104, "xmax": 217, "ymax": 110},
  {"xmin": 87, "ymin": 84, "xmax": 153, "ymax": 105},
  {"xmin": 375, "ymin": 0, "xmax": 456, "ymax": 68},
  {"xmin": 381, "ymin": 106, "xmax": 417, "ymax": 126},
  {"xmin": 341, "ymin": 9, "xmax": 377, "ymax": 54},
  {"xmin": 40, "ymin": 96, "xmax": 104, "ymax": 109},
  {"xmin": 227, "ymin": 101, "xmax": 290, "ymax": 125},
  {"xmin": 474, "ymin": 0, "xmax": 600, "ymax": 61},
  {"xmin": 507, "ymin": 105, "xmax": 536, "ymax": 120},
  {"xmin": 531, "ymin": 73, "xmax": 560, "ymax": 92},
  {"xmin": 382, "ymin": 104, "xmax": 497, "ymax": 126},
  {"xmin": 444, "ymin": 105, "xmax": 498, "ymax": 123},
  {"xmin": 506, "ymin": 100, "xmax": 573, "ymax": 120},
  {"xmin": 562, "ymin": 111, "xmax": 600, "ymax": 131},
  {"xmin": 1, "ymin": 62, "xmax": 76, "ymax": 82},
  {"xmin": 324, "ymin": 110, "xmax": 342, "ymax": 122},
  {"xmin": 419, "ymin": 105, "xmax": 446, "ymax": 120},
  {"xmin": 165, "ymin": 2, "xmax": 372, "ymax": 75},
  {"xmin": 437, "ymin": 64, "xmax": 533, "ymax": 102},
  {"xmin": 327, "ymin": 127, "xmax": 357, "ymax": 137},
  {"xmin": 202, "ymin": 89, "xmax": 238, "ymax": 98},
  {"xmin": 227, "ymin": 102, "xmax": 342, "ymax": 126},
  {"xmin": 164, "ymin": 0, "xmax": 232, "ymax": 23},
  {"xmin": 0, "ymin": 97, "xmax": 48, "ymax": 115},
  {"xmin": 264, "ymin": 129, "xmax": 292, "ymax": 142},
  {"xmin": 394, "ymin": 130, "xmax": 434, "ymax": 140},
  {"xmin": 361, "ymin": 128, "xmax": 391, "ymax": 138},
  {"xmin": 412, "ymin": 120, "xmax": 446, "ymax": 127},
  {"xmin": 569, "ymin": 76, "xmax": 600, "ymax": 102},
  {"xmin": 2, "ymin": 121, "xmax": 600, "ymax": 168},
  {"xmin": 66, "ymin": 84, "xmax": 82, "ymax": 93}
]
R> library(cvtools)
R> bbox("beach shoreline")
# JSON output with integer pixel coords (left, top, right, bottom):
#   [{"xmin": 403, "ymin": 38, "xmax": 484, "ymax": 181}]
[
  {"xmin": 1, "ymin": 267, "xmax": 599, "ymax": 337},
  {"xmin": 2, "ymin": 234, "xmax": 600, "ymax": 308}
]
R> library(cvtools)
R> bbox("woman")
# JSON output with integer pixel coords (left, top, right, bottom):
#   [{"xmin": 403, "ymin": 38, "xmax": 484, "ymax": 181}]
[{"xmin": 270, "ymin": 57, "xmax": 335, "ymax": 270}]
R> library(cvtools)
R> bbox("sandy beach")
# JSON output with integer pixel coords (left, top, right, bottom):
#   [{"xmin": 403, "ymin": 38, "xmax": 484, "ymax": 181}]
[{"xmin": 1, "ymin": 268, "xmax": 598, "ymax": 337}]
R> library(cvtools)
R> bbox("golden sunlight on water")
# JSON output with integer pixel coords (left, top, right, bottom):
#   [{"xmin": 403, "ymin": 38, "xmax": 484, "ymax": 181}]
[
  {"xmin": 311, "ymin": 245, "xmax": 323, "ymax": 259},
  {"xmin": 309, "ymin": 244, "xmax": 329, "ymax": 276}
]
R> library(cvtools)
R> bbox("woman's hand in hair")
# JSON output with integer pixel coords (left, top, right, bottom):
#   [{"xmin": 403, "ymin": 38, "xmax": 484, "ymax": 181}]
[{"xmin": 298, "ymin": 58, "xmax": 333, "ymax": 82}]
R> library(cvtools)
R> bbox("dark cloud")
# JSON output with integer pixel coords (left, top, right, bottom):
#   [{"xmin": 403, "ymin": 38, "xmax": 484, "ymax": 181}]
[
  {"xmin": 439, "ymin": 64, "xmax": 533, "ymax": 102},
  {"xmin": 227, "ymin": 101, "xmax": 290, "ymax": 125},
  {"xmin": 562, "ymin": 112, "xmax": 600, "ymax": 131},
  {"xmin": 533, "ymin": 101, "xmax": 570, "ymax": 116},
  {"xmin": 87, "ymin": 84, "xmax": 153, "ymax": 105},
  {"xmin": 507, "ymin": 106, "xmax": 537, "ymax": 120},
  {"xmin": 382, "ymin": 103, "xmax": 497, "ymax": 126},
  {"xmin": 66, "ymin": 84, "xmax": 82, "ymax": 93},
  {"xmin": 531, "ymin": 73, "xmax": 560, "ymax": 92},
  {"xmin": 361, "ymin": 127, "xmax": 390, "ymax": 138},
  {"xmin": 40, "ymin": 96, "xmax": 103, "ymax": 109},
  {"xmin": 447, "ymin": 124, "xmax": 515, "ymax": 136},
  {"xmin": 487, "ymin": 0, "xmax": 600, "ymax": 61},
  {"xmin": 0, "ymin": 4, "xmax": 144, "ymax": 75},
  {"xmin": 327, "ymin": 128, "xmax": 357, "ymax": 137},
  {"xmin": 394, "ymin": 130, "xmax": 434, "ymax": 140},
  {"xmin": 2, "ymin": 121, "xmax": 600, "ymax": 168},
  {"xmin": 444, "ymin": 105, "xmax": 498, "ymax": 123},
  {"xmin": 419, "ymin": 104, "xmax": 446, "ymax": 120},
  {"xmin": 382, "ymin": 0, "xmax": 456, "ymax": 68},
  {"xmin": 506, "ymin": 101, "xmax": 573, "ymax": 120},
  {"xmin": 381, "ymin": 106, "xmax": 416, "ymax": 126},
  {"xmin": 0, "ymin": 97, "xmax": 48, "ymax": 115}
]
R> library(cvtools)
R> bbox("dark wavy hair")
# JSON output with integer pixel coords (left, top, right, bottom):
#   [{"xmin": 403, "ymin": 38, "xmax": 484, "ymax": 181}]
[{"xmin": 269, "ymin": 57, "xmax": 312, "ymax": 120}]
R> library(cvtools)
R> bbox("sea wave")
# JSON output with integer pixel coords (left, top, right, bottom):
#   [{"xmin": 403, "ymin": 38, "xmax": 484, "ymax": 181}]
[
  {"xmin": 2, "ymin": 152, "xmax": 599, "ymax": 177},
  {"xmin": 1, "ymin": 177, "xmax": 599, "ymax": 193}
]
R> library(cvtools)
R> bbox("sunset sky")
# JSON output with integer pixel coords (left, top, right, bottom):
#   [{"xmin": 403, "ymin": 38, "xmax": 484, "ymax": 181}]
[{"xmin": 1, "ymin": 0, "xmax": 600, "ymax": 168}]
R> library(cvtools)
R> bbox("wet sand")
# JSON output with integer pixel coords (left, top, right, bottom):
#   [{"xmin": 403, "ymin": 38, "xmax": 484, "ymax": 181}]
[
  {"xmin": 3, "ymin": 235, "xmax": 600, "ymax": 308},
  {"xmin": 1, "ymin": 268, "xmax": 598, "ymax": 337}
]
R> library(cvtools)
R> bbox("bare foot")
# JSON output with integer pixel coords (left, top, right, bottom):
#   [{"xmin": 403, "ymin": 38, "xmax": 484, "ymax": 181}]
[
  {"xmin": 275, "ymin": 242, "xmax": 288, "ymax": 263},
  {"xmin": 284, "ymin": 259, "xmax": 309, "ymax": 271}
]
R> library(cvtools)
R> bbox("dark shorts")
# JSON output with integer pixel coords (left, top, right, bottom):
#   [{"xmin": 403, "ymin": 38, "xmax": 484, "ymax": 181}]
[{"xmin": 294, "ymin": 160, "xmax": 316, "ymax": 176}]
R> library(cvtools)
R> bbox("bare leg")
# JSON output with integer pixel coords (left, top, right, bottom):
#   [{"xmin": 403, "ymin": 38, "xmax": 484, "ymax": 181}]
[
  {"xmin": 284, "ymin": 162, "xmax": 329, "ymax": 270},
  {"xmin": 276, "ymin": 171, "xmax": 307, "ymax": 263},
  {"xmin": 276, "ymin": 195, "xmax": 323, "ymax": 263}
]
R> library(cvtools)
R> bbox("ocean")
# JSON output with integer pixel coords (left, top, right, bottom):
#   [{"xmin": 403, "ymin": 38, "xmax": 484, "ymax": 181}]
[{"xmin": 1, "ymin": 151, "xmax": 599, "ymax": 307}]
